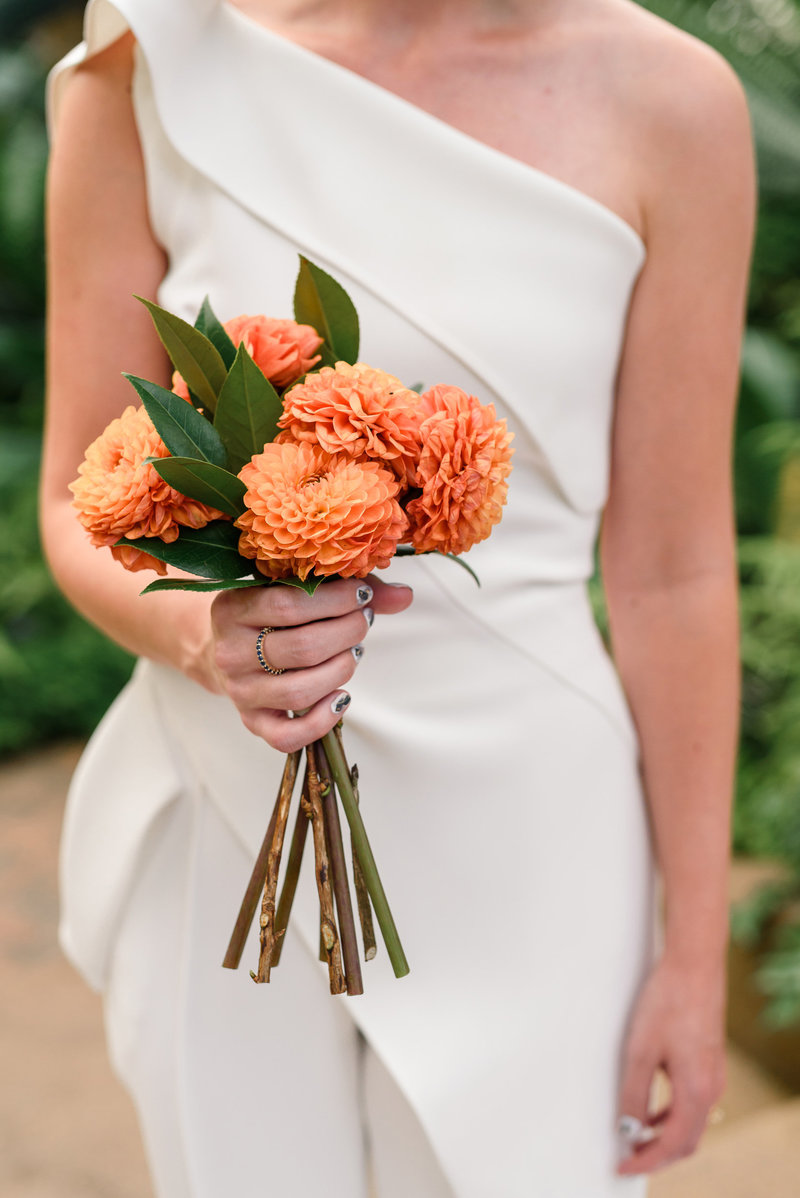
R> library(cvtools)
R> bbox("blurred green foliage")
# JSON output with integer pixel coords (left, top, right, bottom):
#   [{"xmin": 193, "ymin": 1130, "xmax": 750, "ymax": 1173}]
[
  {"xmin": 2, "ymin": 0, "xmax": 800, "ymax": 1017},
  {"xmin": 0, "ymin": 33, "xmax": 133, "ymax": 756}
]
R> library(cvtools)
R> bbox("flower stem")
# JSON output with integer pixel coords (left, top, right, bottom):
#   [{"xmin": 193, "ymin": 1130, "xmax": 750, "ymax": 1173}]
[
  {"xmin": 320, "ymin": 730, "xmax": 409, "ymax": 979},
  {"xmin": 348, "ymin": 763, "xmax": 377, "ymax": 962},
  {"xmin": 271, "ymin": 764, "xmax": 311, "ymax": 968},
  {"xmin": 256, "ymin": 750, "xmax": 302, "ymax": 982},
  {"xmin": 222, "ymin": 750, "xmax": 301, "ymax": 970},
  {"xmin": 305, "ymin": 743, "xmax": 346, "ymax": 994},
  {"xmin": 315, "ymin": 743, "xmax": 363, "ymax": 996}
]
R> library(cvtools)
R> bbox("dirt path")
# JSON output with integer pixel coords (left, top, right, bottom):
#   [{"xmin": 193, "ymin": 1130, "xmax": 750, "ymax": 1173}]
[{"xmin": 1, "ymin": 742, "xmax": 153, "ymax": 1198}]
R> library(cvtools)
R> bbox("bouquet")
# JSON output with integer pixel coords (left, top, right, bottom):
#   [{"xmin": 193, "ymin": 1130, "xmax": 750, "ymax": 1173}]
[{"xmin": 71, "ymin": 257, "xmax": 514, "ymax": 995}]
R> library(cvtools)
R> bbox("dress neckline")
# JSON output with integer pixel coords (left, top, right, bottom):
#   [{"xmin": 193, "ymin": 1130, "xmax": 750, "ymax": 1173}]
[{"xmin": 220, "ymin": 1, "xmax": 646, "ymax": 258}]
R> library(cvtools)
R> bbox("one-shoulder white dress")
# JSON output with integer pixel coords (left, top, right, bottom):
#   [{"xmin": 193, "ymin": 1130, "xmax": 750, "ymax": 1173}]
[{"xmin": 47, "ymin": 2, "xmax": 659, "ymax": 1194}]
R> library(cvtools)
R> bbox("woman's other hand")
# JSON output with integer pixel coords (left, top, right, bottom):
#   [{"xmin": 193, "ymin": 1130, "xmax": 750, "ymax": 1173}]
[
  {"xmin": 616, "ymin": 955, "xmax": 726, "ymax": 1175},
  {"xmin": 207, "ymin": 575, "xmax": 413, "ymax": 752}
]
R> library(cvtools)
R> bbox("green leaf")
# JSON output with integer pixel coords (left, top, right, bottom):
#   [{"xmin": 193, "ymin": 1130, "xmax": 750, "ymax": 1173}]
[
  {"xmin": 293, "ymin": 256, "xmax": 360, "ymax": 365},
  {"xmin": 278, "ymin": 574, "xmax": 325, "ymax": 596},
  {"xmin": 116, "ymin": 521, "xmax": 245, "ymax": 579},
  {"xmin": 152, "ymin": 458, "xmax": 247, "ymax": 518},
  {"xmin": 214, "ymin": 343, "xmax": 283, "ymax": 471},
  {"xmin": 135, "ymin": 295, "xmax": 227, "ymax": 412},
  {"xmin": 141, "ymin": 577, "xmax": 266, "ymax": 595},
  {"xmin": 194, "ymin": 295, "xmax": 237, "ymax": 370},
  {"xmin": 124, "ymin": 374, "xmax": 227, "ymax": 466}
]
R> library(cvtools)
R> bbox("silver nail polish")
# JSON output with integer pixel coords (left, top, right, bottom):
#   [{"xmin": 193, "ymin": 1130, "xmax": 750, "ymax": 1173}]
[
  {"xmin": 331, "ymin": 692, "xmax": 351, "ymax": 714},
  {"xmin": 356, "ymin": 584, "xmax": 373, "ymax": 606},
  {"xmin": 351, "ymin": 644, "xmax": 365, "ymax": 662},
  {"xmin": 363, "ymin": 607, "xmax": 374, "ymax": 627}
]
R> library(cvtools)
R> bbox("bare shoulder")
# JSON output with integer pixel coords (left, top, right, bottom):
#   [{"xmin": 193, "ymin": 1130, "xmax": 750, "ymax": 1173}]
[
  {"xmin": 576, "ymin": 0, "xmax": 754, "ymax": 234},
  {"xmin": 589, "ymin": 0, "xmax": 750, "ymax": 128},
  {"xmin": 53, "ymin": 30, "xmax": 138, "ymax": 155}
]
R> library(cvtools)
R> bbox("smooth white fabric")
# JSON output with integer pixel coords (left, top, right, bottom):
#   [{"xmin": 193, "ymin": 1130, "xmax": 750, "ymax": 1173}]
[{"xmin": 47, "ymin": 2, "xmax": 658, "ymax": 1193}]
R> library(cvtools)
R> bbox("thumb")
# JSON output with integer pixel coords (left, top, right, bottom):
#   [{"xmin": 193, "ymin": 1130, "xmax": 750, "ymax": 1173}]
[
  {"xmin": 617, "ymin": 1044, "xmax": 659, "ymax": 1150},
  {"xmin": 367, "ymin": 575, "xmax": 414, "ymax": 616}
]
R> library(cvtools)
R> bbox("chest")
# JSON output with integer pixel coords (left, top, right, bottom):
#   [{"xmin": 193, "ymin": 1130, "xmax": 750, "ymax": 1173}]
[{"xmin": 227, "ymin": 3, "xmax": 640, "ymax": 233}]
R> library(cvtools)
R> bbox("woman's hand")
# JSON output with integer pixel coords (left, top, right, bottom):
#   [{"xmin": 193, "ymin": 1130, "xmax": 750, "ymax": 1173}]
[
  {"xmin": 616, "ymin": 954, "xmax": 727, "ymax": 1175},
  {"xmin": 207, "ymin": 575, "xmax": 413, "ymax": 752}
]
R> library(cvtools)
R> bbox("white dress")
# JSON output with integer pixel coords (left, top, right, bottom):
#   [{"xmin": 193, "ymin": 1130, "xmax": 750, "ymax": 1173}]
[{"xmin": 47, "ymin": 2, "xmax": 659, "ymax": 1194}]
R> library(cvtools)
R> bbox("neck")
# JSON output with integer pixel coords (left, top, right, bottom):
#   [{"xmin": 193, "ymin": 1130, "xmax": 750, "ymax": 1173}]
[{"xmin": 268, "ymin": 0, "xmax": 542, "ymax": 38}]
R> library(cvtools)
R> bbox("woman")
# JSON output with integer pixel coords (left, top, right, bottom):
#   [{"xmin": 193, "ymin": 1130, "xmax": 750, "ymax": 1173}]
[{"xmin": 43, "ymin": 0, "xmax": 755, "ymax": 1193}]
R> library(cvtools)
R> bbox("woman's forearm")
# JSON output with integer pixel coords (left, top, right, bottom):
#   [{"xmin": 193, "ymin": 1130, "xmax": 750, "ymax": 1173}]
[
  {"xmin": 605, "ymin": 567, "xmax": 740, "ymax": 975},
  {"xmin": 42, "ymin": 497, "xmax": 219, "ymax": 689}
]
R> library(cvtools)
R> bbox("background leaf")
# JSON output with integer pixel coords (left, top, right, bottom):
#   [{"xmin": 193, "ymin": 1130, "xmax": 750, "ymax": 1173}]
[
  {"xmin": 293, "ymin": 255, "xmax": 360, "ymax": 365},
  {"xmin": 213, "ymin": 343, "xmax": 283, "ymax": 471},
  {"xmin": 124, "ymin": 373, "xmax": 227, "ymax": 466},
  {"xmin": 136, "ymin": 295, "xmax": 227, "ymax": 412},
  {"xmin": 152, "ymin": 458, "xmax": 247, "ymax": 518},
  {"xmin": 116, "ymin": 521, "xmax": 246, "ymax": 579}
]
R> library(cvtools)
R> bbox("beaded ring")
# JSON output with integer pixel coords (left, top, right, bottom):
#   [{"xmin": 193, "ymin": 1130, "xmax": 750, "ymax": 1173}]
[{"xmin": 255, "ymin": 626, "xmax": 285, "ymax": 676}]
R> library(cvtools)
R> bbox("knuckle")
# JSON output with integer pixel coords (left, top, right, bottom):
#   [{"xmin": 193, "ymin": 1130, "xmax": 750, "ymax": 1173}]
[
  {"xmin": 286, "ymin": 624, "xmax": 318, "ymax": 667},
  {"xmin": 275, "ymin": 674, "xmax": 314, "ymax": 713},
  {"xmin": 270, "ymin": 725, "xmax": 297, "ymax": 754},
  {"xmin": 338, "ymin": 653, "xmax": 357, "ymax": 685},
  {"xmin": 239, "ymin": 709, "xmax": 260, "ymax": 737},
  {"xmin": 266, "ymin": 586, "xmax": 298, "ymax": 624},
  {"xmin": 213, "ymin": 638, "xmax": 237, "ymax": 677}
]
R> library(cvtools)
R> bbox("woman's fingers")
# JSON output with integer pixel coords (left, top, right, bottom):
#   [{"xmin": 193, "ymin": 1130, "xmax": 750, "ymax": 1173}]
[
  {"xmin": 617, "ymin": 1049, "xmax": 724, "ymax": 1175},
  {"xmin": 210, "ymin": 575, "xmax": 413, "ymax": 752},
  {"xmin": 215, "ymin": 607, "xmax": 372, "ymax": 677},
  {"xmin": 240, "ymin": 687, "xmax": 356, "ymax": 755},
  {"xmin": 213, "ymin": 575, "xmax": 412, "ymax": 635},
  {"xmin": 227, "ymin": 647, "xmax": 359, "ymax": 714},
  {"xmin": 617, "ymin": 1041, "xmax": 657, "ymax": 1151}
]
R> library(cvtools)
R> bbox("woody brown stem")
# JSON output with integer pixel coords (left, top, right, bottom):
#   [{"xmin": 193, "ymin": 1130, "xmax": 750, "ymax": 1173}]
[
  {"xmin": 305, "ymin": 744, "xmax": 346, "ymax": 995},
  {"xmin": 222, "ymin": 750, "xmax": 301, "ymax": 970},
  {"xmin": 255, "ymin": 750, "xmax": 302, "ymax": 982},
  {"xmin": 348, "ymin": 763, "xmax": 377, "ymax": 962},
  {"xmin": 271, "ymin": 764, "xmax": 311, "ymax": 968},
  {"xmin": 316, "ymin": 742, "xmax": 363, "ymax": 996}
]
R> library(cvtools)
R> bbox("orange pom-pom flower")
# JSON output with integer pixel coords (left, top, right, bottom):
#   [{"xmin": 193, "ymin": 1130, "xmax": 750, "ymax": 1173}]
[
  {"xmin": 70, "ymin": 404, "xmax": 223, "ymax": 574},
  {"xmin": 236, "ymin": 441, "xmax": 407, "ymax": 581},
  {"xmin": 404, "ymin": 385, "xmax": 514, "ymax": 556},
  {"xmin": 279, "ymin": 361, "xmax": 423, "ymax": 487},
  {"xmin": 172, "ymin": 314, "xmax": 322, "ymax": 399}
]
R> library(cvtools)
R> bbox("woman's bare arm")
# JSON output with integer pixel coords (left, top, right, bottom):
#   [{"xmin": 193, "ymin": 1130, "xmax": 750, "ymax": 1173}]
[
  {"xmin": 42, "ymin": 32, "xmax": 220, "ymax": 680},
  {"xmin": 42, "ymin": 32, "xmax": 412, "ymax": 749},
  {"xmin": 600, "ymin": 31, "xmax": 756, "ymax": 1175}
]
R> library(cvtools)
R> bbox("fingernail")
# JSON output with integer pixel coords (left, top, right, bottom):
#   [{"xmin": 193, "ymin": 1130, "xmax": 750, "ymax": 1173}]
[
  {"xmin": 363, "ymin": 607, "xmax": 374, "ymax": 628},
  {"xmin": 331, "ymin": 692, "xmax": 351, "ymax": 714},
  {"xmin": 356, "ymin": 584, "xmax": 373, "ymax": 606},
  {"xmin": 384, "ymin": 582, "xmax": 413, "ymax": 591},
  {"xmin": 351, "ymin": 644, "xmax": 364, "ymax": 663}
]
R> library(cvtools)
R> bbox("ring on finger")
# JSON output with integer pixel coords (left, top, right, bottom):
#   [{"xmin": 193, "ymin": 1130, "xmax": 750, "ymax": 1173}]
[
  {"xmin": 618, "ymin": 1115, "xmax": 658, "ymax": 1144},
  {"xmin": 256, "ymin": 626, "xmax": 285, "ymax": 676}
]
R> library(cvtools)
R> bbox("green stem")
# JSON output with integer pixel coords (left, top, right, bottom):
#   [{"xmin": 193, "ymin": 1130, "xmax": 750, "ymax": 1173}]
[{"xmin": 320, "ymin": 731, "xmax": 410, "ymax": 979}]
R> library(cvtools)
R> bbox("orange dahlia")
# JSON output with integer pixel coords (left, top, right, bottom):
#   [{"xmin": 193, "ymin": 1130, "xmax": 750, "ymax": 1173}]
[
  {"xmin": 70, "ymin": 404, "xmax": 224, "ymax": 574},
  {"xmin": 236, "ymin": 440, "xmax": 407, "ymax": 580},
  {"xmin": 172, "ymin": 314, "xmax": 322, "ymax": 398},
  {"xmin": 404, "ymin": 385, "xmax": 514, "ymax": 556},
  {"xmin": 279, "ymin": 361, "xmax": 423, "ymax": 487}
]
